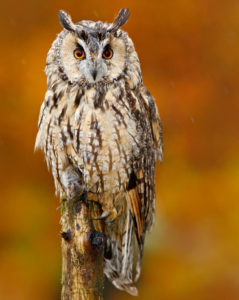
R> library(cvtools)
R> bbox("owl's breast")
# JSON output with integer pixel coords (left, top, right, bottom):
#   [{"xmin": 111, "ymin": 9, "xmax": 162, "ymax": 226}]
[{"xmin": 67, "ymin": 88, "xmax": 139, "ymax": 195}]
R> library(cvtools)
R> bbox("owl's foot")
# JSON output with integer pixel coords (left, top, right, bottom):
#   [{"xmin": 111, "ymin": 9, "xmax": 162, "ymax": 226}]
[
  {"xmin": 66, "ymin": 181, "xmax": 83, "ymax": 201},
  {"xmin": 61, "ymin": 165, "xmax": 83, "ymax": 201},
  {"xmin": 94, "ymin": 208, "xmax": 118, "ymax": 223}
]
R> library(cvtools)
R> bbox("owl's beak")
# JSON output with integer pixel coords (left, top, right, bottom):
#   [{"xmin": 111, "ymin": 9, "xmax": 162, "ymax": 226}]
[
  {"xmin": 90, "ymin": 68, "xmax": 97, "ymax": 81},
  {"xmin": 87, "ymin": 59, "xmax": 105, "ymax": 83}
]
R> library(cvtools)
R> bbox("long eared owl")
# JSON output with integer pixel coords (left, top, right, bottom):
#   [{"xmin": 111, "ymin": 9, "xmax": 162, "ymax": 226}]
[{"xmin": 35, "ymin": 8, "xmax": 163, "ymax": 296}]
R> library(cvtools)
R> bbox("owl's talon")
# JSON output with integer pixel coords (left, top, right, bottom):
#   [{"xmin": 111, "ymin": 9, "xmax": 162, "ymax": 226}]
[
  {"xmin": 105, "ymin": 218, "xmax": 115, "ymax": 223},
  {"xmin": 93, "ymin": 211, "xmax": 111, "ymax": 220},
  {"xmin": 94, "ymin": 208, "xmax": 118, "ymax": 222}
]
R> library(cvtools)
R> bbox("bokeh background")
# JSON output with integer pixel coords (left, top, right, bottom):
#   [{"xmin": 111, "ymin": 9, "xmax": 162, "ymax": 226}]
[{"xmin": 1, "ymin": 0, "xmax": 239, "ymax": 299}]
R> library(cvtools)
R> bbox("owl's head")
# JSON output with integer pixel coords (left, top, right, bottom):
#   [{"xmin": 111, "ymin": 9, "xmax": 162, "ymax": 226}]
[{"xmin": 46, "ymin": 9, "xmax": 141, "ymax": 88}]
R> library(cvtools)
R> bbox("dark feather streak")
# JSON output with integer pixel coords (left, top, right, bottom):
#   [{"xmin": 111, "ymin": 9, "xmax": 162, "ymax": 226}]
[
  {"xmin": 67, "ymin": 119, "xmax": 73, "ymax": 139},
  {"xmin": 74, "ymin": 89, "xmax": 84, "ymax": 107},
  {"xmin": 58, "ymin": 105, "xmax": 67, "ymax": 124},
  {"xmin": 127, "ymin": 171, "xmax": 137, "ymax": 191}
]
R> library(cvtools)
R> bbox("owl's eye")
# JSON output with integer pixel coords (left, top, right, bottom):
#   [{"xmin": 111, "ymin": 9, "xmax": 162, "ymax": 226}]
[
  {"xmin": 102, "ymin": 46, "xmax": 113, "ymax": 59},
  {"xmin": 73, "ymin": 47, "xmax": 85, "ymax": 60}
]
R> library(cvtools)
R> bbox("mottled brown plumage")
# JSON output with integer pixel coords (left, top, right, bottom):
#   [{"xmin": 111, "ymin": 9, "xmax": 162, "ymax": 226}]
[{"xmin": 35, "ymin": 8, "xmax": 163, "ymax": 296}]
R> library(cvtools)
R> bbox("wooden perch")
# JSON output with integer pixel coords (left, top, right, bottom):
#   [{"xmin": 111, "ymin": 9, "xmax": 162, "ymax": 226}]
[{"xmin": 61, "ymin": 193, "xmax": 105, "ymax": 300}]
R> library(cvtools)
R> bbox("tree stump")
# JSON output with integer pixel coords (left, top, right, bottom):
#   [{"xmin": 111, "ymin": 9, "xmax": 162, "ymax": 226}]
[{"xmin": 61, "ymin": 193, "xmax": 105, "ymax": 300}]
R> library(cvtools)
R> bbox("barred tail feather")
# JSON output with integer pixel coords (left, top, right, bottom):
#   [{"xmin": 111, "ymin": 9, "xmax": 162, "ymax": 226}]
[{"xmin": 104, "ymin": 206, "xmax": 142, "ymax": 296}]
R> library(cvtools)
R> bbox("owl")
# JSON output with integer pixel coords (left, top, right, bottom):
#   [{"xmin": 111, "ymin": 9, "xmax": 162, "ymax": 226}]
[{"xmin": 35, "ymin": 8, "xmax": 163, "ymax": 296}]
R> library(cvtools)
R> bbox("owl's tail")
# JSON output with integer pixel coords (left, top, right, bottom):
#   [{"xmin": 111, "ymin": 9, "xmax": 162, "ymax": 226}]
[{"xmin": 104, "ymin": 206, "xmax": 144, "ymax": 296}]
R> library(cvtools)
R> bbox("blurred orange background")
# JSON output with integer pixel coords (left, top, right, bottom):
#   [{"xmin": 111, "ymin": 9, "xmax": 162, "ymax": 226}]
[{"xmin": 1, "ymin": 0, "xmax": 239, "ymax": 299}]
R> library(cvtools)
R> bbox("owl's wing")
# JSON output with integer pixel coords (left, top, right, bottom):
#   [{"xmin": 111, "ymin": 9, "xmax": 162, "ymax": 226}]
[
  {"xmin": 126, "ymin": 86, "xmax": 163, "ymax": 280},
  {"xmin": 141, "ymin": 86, "xmax": 163, "ymax": 162}
]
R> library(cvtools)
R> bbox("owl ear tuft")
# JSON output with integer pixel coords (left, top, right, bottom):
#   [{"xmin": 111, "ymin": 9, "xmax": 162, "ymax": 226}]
[
  {"xmin": 110, "ymin": 8, "xmax": 130, "ymax": 32},
  {"xmin": 59, "ymin": 10, "xmax": 76, "ymax": 32}
]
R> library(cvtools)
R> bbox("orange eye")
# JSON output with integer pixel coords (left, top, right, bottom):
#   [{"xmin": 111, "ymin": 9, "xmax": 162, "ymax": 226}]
[
  {"xmin": 73, "ymin": 47, "xmax": 85, "ymax": 59},
  {"xmin": 102, "ymin": 47, "xmax": 113, "ymax": 59}
]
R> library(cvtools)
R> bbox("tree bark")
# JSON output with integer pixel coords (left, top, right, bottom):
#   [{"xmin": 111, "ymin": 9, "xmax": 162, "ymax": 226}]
[{"xmin": 61, "ymin": 193, "xmax": 105, "ymax": 300}]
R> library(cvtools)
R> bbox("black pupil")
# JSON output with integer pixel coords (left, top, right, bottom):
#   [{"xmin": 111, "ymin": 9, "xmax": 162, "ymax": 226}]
[
  {"xmin": 76, "ymin": 49, "xmax": 83, "ymax": 57},
  {"xmin": 104, "ymin": 49, "xmax": 111, "ymax": 57}
]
